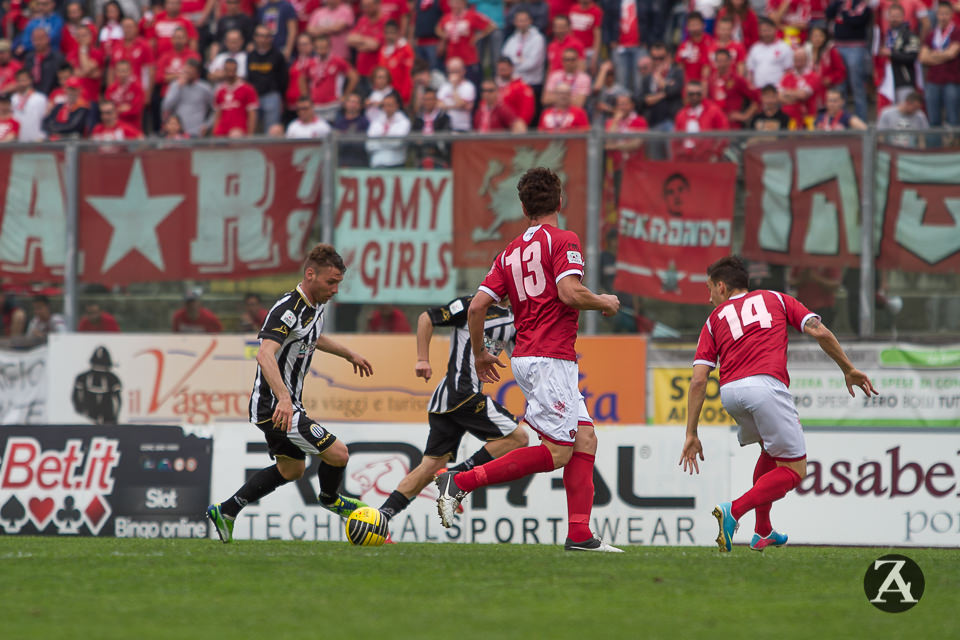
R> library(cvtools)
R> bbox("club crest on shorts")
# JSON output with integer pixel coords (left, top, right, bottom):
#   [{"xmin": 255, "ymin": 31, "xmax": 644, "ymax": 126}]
[{"xmin": 310, "ymin": 424, "xmax": 325, "ymax": 440}]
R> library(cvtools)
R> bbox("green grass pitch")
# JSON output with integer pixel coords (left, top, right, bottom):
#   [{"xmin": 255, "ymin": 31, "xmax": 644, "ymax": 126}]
[{"xmin": 1, "ymin": 538, "xmax": 955, "ymax": 639}]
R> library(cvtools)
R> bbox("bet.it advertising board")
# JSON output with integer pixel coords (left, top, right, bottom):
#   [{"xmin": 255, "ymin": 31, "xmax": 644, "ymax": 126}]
[
  {"xmin": 209, "ymin": 424, "xmax": 730, "ymax": 545},
  {"xmin": 729, "ymin": 428, "xmax": 960, "ymax": 547},
  {"xmin": 0, "ymin": 425, "xmax": 212, "ymax": 537},
  {"xmin": 648, "ymin": 342, "xmax": 960, "ymax": 427},
  {"xmin": 47, "ymin": 334, "xmax": 646, "ymax": 425}
]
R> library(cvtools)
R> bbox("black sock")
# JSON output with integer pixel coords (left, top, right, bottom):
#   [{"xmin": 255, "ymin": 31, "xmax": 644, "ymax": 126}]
[
  {"xmin": 220, "ymin": 465, "xmax": 288, "ymax": 518},
  {"xmin": 317, "ymin": 462, "xmax": 345, "ymax": 504},
  {"xmin": 378, "ymin": 491, "xmax": 411, "ymax": 520},
  {"xmin": 448, "ymin": 447, "xmax": 494, "ymax": 473}
]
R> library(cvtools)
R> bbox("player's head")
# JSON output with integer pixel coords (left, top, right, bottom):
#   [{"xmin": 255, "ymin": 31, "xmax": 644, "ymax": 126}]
[
  {"xmin": 517, "ymin": 167, "xmax": 562, "ymax": 220},
  {"xmin": 303, "ymin": 243, "xmax": 346, "ymax": 304},
  {"xmin": 662, "ymin": 173, "xmax": 689, "ymax": 217},
  {"xmin": 706, "ymin": 256, "xmax": 749, "ymax": 306}
]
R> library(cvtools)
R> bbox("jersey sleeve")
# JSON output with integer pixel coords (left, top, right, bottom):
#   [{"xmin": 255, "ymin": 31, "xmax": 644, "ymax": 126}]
[
  {"xmin": 426, "ymin": 295, "xmax": 470, "ymax": 327},
  {"xmin": 779, "ymin": 291, "xmax": 819, "ymax": 333},
  {"xmin": 479, "ymin": 253, "xmax": 508, "ymax": 302},
  {"xmin": 258, "ymin": 300, "xmax": 296, "ymax": 343},
  {"xmin": 552, "ymin": 231, "xmax": 585, "ymax": 284},
  {"xmin": 693, "ymin": 319, "xmax": 718, "ymax": 369}
]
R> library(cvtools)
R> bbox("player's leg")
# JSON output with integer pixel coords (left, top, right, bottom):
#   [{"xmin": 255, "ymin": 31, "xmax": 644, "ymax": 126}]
[
  {"xmin": 206, "ymin": 428, "xmax": 305, "ymax": 543},
  {"xmin": 380, "ymin": 412, "xmax": 462, "ymax": 520},
  {"xmin": 449, "ymin": 395, "xmax": 528, "ymax": 473},
  {"xmin": 435, "ymin": 358, "xmax": 579, "ymax": 528}
]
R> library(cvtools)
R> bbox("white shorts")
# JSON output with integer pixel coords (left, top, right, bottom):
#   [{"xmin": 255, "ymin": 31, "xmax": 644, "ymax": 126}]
[
  {"xmin": 511, "ymin": 356, "xmax": 591, "ymax": 446},
  {"xmin": 720, "ymin": 375, "xmax": 806, "ymax": 460}
]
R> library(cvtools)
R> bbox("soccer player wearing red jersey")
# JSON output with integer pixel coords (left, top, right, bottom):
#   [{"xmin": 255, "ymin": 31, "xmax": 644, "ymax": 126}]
[
  {"xmin": 679, "ymin": 256, "xmax": 877, "ymax": 552},
  {"xmin": 435, "ymin": 168, "xmax": 623, "ymax": 552}
]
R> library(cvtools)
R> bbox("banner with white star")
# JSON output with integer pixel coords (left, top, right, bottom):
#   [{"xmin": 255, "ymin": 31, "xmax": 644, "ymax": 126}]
[
  {"xmin": 77, "ymin": 145, "xmax": 323, "ymax": 285},
  {"xmin": 613, "ymin": 158, "xmax": 737, "ymax": 303}
]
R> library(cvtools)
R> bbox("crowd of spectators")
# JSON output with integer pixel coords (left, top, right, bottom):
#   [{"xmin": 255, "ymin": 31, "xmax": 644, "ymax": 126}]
[{"xmin": 0, "ymin": 0, "xmax": 951, "ymax": 149}]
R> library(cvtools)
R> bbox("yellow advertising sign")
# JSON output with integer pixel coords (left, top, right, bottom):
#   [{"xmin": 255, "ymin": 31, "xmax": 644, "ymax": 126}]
[{"xmin": 651, "ymin": 368, "xmax": 736, "ymax": 426}]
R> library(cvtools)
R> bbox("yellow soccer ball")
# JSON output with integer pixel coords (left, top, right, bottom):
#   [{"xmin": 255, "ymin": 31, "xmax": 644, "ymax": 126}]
[{"xmin": 345, "ymin": 506, "xmax": 389, "ymax": 546}]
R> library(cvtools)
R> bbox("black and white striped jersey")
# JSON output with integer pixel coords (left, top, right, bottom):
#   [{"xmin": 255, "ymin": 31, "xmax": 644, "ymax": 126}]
[
  {"xmin": 426, "ymin": 296, "xmax": 515, "ymax": 414},
  {"xmin": 248, "ymin": 285, "xmax": 325, "ymax": 421}
]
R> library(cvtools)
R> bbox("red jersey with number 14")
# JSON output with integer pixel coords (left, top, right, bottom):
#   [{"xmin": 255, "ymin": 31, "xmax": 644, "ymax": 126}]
[
  {"xmin": 479, "ymin": 224, "xmax": 584, "ymax": 362},
  {"xmin": 694, "ymin": 290, "xmax": 818, "ymax": 387}
]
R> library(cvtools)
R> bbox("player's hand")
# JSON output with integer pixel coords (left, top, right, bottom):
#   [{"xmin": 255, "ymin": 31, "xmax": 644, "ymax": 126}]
[
  {"xmin": 415, "ymin": 359, "xmax": 432, "ymax": 382},
  {"xmin": 845, "ymin": 368, "xmax": 878, "ymax": 398},
  {"xmin": 678, "ymin": 434, "xmax": 704, "ymax": 475},
  {"xmin": 348, "ymin": 352, "xmax": 374, "ymax": 377},
  {"xmin": 475, "ymin": 350, "xmax": 506, "ymax": 383},
  {"xmin": 599, "ymin": 294, "xmax": 620, "ymax": 317},
  {"xmin": 272, "ymin": 397, "xmax": 294, "ymax": 432}
]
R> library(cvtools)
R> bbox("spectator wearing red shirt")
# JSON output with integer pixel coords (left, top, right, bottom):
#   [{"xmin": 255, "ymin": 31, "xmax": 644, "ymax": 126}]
[
  {"xmin": 707, "ymin": 48, "xmax": 756, "ymax": 128},
  {"xmin": 108, "ymin": 18, "xmax": 155, "ymax": 94},
  {"xmin": 538, "ymin": 82, "xmax": 590, "ymax": 130},
  {"xmin": 306, "ymin": 34, "xmax": 357, "ymax": 119},
  {"xmin": 148, "ymin": 0, "xmax": 199, "ymax": 57},
  {"xmin": 287, "ymin": 33, "xmax": 316, "ymax": 111},
  {"xmin": 709, "ymin": 17, "xmax": 747, "ymax": 75},
  {"xmin": 238, "ymin": 293, "xmax": 268, "ymax": 332},
  {"xmin": 494, "ymin": 57, "xmax": 536, "ymax": 125},
  {"xmin": 213, "ymin": 58, "xmax": 259, "ymax": 136},
  {"xmin": 0, "ymin": 40, "xmax": 23, "ymax": 94},
  {"xmin": 777, "ymin": 47, "xmax": 819, "ymax": 128},
  {"xmin": 767, "ymin": 0, "xmax": 811, "ymax": 46},
  {"xmin": 65, "ymin": 26, "xmax": 104, "ymax": 105},
  {"xmin": 378, "ymin": 20, "xmax": 414, "ymax": 104},
  {"xmin": 290, "ymin": 0, "xmax": 321, "ymax": 35},
  {"xmin": 347, "ymin": 0, "xmax": 387, "ymax": 79},
  {"xmin": 98, "ymin": 2, "xmax": 125, "ymax": 57},
  {"xmin": 436, "ymin": 0, "xmax": 494, "ymax": 88},
  {"xmin": 60, "ymin": 1, "xmax": 97, "ymax": 60},
  {"xmin": 307, "ymin": 0, "xmax": 355, "ymax": 60},
  {"xmin": 0, "ymin": 95, "xmax": 21, "ymax": 141},
  {"xmin": 474, "ymin": 79, "xmax": 526, "ymax": 131},
  {"xmin": 549, "ymin": 0, "xmax": 576, "ymax": 23},
  {"xmin": 544, "ymin": 46, "xmax": 592, "ymax": 108},
  {"xmin": 717, "ymin": 0, "xmax": 759, "ymax": 50},
  {"xmin": 172, "ymin": 289, "xmax": 222, "ymax": 333},
  {"xmin": 379, "ymin": 0, "xmax": 411, "ymax": 35},
  {"xmin": 77, "ymin": 302, "xmax": 120, "ymax": 332},
  {"xmin": 156, "ymin": 27, "xmax": 201, "ymax": 97},
  {"xmin": 569, "ymin": 0, "xmax": 602, "ymax": 72},
  {"xmin": 676, "ymin": 12, "xmax": 715, "ymax": 83},
  {"xmin": 90, "ymin": 100, "xmax": 144, "ymax": 140},
  {"xmin": 105, "ymin": 59, "xmax": 145, "ymax": 131},
  {"xmin": 919, "ymin": 2, "xmax": 960, "ymax": 131},
  {"xmin": 672, "ymin": 80, "xmax": 729, "ymax": 161},
  {"xmin": 547, "ymin": 14, "xmax": 585, "ymax": 73},
  {"xmin": 604, "ymin": 94, "xmax": 648, "ymax": 169},
  {"xmin": 806, "ymin": 25, "xmax": 845, "ymax": 110},
  {"xmin": 366, "ymin": 305, "xmax": 410, "ymax": 333}
]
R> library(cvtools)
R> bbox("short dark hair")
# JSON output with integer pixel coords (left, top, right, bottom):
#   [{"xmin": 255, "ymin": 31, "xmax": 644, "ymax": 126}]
[
  {"xmin": 384, "ymin": 19, "xmax": 399, "ymax": 29},
  {"xmin": 514, "ymin": 8, "xmax": 531, "ymax": 19},
  {"xmin": 760, "ymin": 83, "xmax": 778, "ymax": 94},
  {"xmin": 304, "ymin": 243, "xmax": 346, "ymax": 273},
  {"xmin": 224, "ymin": 58, "xmax": 238, "ymax": 68},
  {"xmin": 707, "ymin": 256, "xmax": 749, "ymax": 291},
  {"xmin": 422, "ymin": 87, "xmax": 437, "ymax": 97},
  {"xmin": 687, "ymin": 10, "xmax": 705, "ymax": 23},
  {"xmin": 938, "ymin": 1, "xmax": 953, "ymax": 10},
  {"xmin": 714, "ymin": 48, "xmax": 731, "ymax": 59},
  {"xmin": 759, "ymin": 16, "xmax": 776, "ymax": 27},
  {"xmin": 244, "ymin": 293, "xmax": 261, "ymax": 303},
  {"xmin": 0, "ymin": 94, "xmax": 10, "ymax": 105},
  {"xmin": 33, "ymin": 294, "xmax": 51, "ymax": 306},
  {"xmin": 886, "ymin": 2, "xmax": 904, "ymax": 12},
  {"xmin": 497, "ymin": 56, "xmax": 514, "ymax": 67},
  {"xmin": 517, "ymin": 168, "xmax": 562, "ymax": 219},
  {"xmin": 663, "ymin": 172, "xmax": 689, "ymax": 193},
  {"xmin": 905, "ymin": 90, "xmax": 923, "ymax": 103}
]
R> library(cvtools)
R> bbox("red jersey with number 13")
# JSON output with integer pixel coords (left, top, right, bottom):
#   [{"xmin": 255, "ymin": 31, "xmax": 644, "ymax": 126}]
[
  {"xmin": 694, "ymin": 290, "xmax": 818, "ymax": 386},
  {"xmin": 479, "ymin": 224, "xmax": 584, "ymax": 361}
]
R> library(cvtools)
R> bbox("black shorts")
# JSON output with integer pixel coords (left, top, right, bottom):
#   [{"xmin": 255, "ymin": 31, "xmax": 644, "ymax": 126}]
[
  {"xmin": 254, "ymin": 410, "xmax": 337, "ymax": 461},
  {"xmin": 424, "ymin": 394, "xmax": 518, "ymax": 459}
]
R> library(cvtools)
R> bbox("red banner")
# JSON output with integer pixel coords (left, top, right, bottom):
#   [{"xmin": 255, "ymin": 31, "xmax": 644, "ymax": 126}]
[
  {"xmin": 0, "ymin": 151, "xmax": 67, "ymax": 283},
  {"xmin": 613, "ymin": 158, "xmax": 736, "ymax": 303},
  {"xmin": 877, "ymin": 145, "xmax": 960, "ymax": 273},
  {"xmin": 77, "ymin": 145, "xmax": 322, "ymax": 285},
  {"xmin": 450, "ymin": 138, "xmax": 587, "ymax": 267}
]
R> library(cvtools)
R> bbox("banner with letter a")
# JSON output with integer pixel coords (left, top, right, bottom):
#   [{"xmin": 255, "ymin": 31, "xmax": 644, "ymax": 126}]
[
  {"xmin": 78, "ymin": 145, "xmax": 322, "ymax": 285},
  {"xmin": 613, "ymin": 158, "xmax": 736, "ymax": 303},
  {"xmin": 450, "ymin": 139, "xmax": 587, "ymax": 267},
  {"xmin": 333, "ymin": 169, "xmax": 455, "ymax": 304}
]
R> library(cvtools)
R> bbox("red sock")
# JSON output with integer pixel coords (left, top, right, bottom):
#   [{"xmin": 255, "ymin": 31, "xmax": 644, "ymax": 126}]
[
  {"xmin": 563, "ymin": 451, "xmax": 595, "ymax": 543},
  {"xmin": 752, "ymin": 451, "xmax": 778, "ymax": 536},
  {"xmin": 453, "ymin": 445, "xmax": 554, "ymax": 493},
  {"xmin": 731, "ymin": 466, "xmax": 801, "ymax": 521}
]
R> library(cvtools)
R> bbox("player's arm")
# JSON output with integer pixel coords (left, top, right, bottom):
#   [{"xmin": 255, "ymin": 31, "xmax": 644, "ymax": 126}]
[
  {"xmin": 468, "ymin": 291, "xmax": 506, "ymax": 383},
  {"xmin": 415, "ymin": 311, "xmax": 434, "ymax": 382},
  {"xmin": 679, "ymin": 363, "xmax": 709, "ymax": 475},
  {"xmin": 256, "ymin": 339, "xmax": 295, "ymax": 431},
  {"xmin": 315, "ymin": 334, "xmax": 374, "ymax": 377},
  {"xmin": 556, "ymin": 275, "xmax": 620, "ymax": 315},
  {"xmin": 803, "ymin": 316, "xmax": 878, "ymax": 398}
]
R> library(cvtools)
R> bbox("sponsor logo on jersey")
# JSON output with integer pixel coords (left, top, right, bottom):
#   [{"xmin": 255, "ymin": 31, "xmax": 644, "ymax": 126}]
[
  {"xmin": 273, "ymin": 325, "xmax": 289, "ymax": 336},
  {"xmin": 567, "ymin": 250, "xmax": 584, "ymax": 266},
  {"xmin": 281, "ymin": 310, "xmax": 297, "ymax": 327},
  {"xmin": 449, "ymin": 299, "xmax": 464, "ymax": 315}
]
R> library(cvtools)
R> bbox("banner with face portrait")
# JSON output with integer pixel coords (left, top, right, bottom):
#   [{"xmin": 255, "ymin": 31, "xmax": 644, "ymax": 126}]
[{"xmin": 613, "ymin": 159, "xmax": 737, "ymax": 303}]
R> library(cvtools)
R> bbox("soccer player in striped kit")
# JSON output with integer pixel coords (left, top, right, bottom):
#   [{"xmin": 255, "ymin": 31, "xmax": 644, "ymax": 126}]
[
  {"xmin": 680, "ymin": 256, "xmax": 877, "ymax": 551},
  {"xmin": 207, "ymin": 244, "xmax": 374, "ymax": 543}
]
